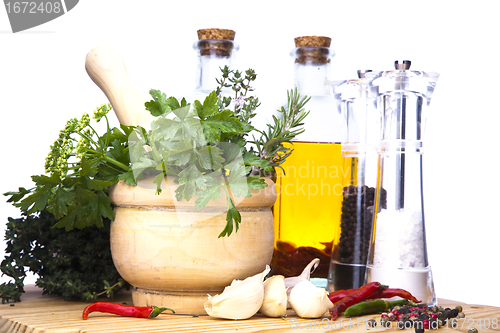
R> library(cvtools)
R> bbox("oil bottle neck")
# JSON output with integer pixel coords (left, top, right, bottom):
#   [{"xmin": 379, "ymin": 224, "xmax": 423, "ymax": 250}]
[{"xmin": 294, "ymin": 62, "xmax": 333, "ymax": 96}]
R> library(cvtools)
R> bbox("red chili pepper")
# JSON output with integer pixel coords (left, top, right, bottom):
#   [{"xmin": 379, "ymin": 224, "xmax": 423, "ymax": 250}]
[
  {"xmin": 330, "ymin": 282, "xmax": 385, "ymax": 320},
  {"xmin": 328, "ymin": 288, "xmax": 357, "ymax": 304},
  {"xmin": 82, "ymin": 302, "xmax": 175, "ymax": 320},
  {"xmin": 367, "ymin": 287, "xmax": 421, "ymax": 303}
]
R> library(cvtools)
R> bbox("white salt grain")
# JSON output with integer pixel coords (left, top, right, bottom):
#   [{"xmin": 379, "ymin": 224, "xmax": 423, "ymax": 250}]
[{"xmin": 372, "ymin": 209, "xmax": 426, "ymax": 269}]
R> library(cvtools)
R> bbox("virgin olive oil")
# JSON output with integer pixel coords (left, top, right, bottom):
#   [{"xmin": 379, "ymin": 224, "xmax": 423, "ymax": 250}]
[{"xmin": 271, "ymin": 141, "xmax": 346, "ymax": 278}]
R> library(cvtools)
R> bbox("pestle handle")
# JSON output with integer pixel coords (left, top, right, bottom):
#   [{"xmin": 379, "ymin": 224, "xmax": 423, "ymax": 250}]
[{"xmin": 85, "ymin": 46, "xmax": 154, "ymax": 129}]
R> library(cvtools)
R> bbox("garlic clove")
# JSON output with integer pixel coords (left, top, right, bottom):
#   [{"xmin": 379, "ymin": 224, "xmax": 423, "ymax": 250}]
[
  {"xmin": 204, "ymin": 265, "xmax": 270, "ymax": 320},
  {"xmin": 283, "ymin": 258, "xmax": 320, "ymax": 307},
  {"xmin": 288, "ymin": 279, "xmax": 333, "ymax": 319},
  {"xmin": 284, "ymin": 258, "xmax": 320, "ymax": 291},
  {"xmin": 259, "ymin": 275, "xmax": 288, "ymax": 318}
]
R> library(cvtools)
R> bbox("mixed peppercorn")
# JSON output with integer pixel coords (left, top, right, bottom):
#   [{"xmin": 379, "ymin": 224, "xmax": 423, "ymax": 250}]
[{"xmin": 378, "ymin": 304, "xmax": 464, "ymax": 331}]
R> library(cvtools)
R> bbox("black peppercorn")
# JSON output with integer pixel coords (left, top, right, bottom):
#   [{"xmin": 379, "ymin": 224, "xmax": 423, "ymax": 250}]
[
  {"xmin": 420, "ymin": 313, "xmax": 430, "ymax": 320},
  {"xmin": 336, "ymin": 186, "xmax": 387, "ymax": 267},
  {"xmin": 449, "ymin": 318, "xmax": 458, "ymax": 329},
  {"xmin": 415, "ymin": 326, "xmax": 425, "ymax": 333}
]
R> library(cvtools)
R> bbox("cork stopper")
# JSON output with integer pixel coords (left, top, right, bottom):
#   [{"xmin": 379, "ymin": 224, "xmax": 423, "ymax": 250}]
[
  {"xmin": 293, "ymin": 36, "xmax": 332, "ymax": 64},
  {"xmin": 196, "ymin": 28, "xmax": 236, "ymax": 57},
  {"xmin": 197, "ymin": 28, "xmax": 235, "ymax": 41},
  {"xmin": 294, "ymin": 36, "xmax": 331, "ymax": 48}
]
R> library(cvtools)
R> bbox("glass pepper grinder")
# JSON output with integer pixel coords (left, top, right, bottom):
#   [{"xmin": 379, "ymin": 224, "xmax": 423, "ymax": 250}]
[
  {"xmin": 365, "ymin": 60, "xmax": 439, "ymax": 305},
  {"xmin": 271, "ymin": 36, "xmax": 344, "ymax": 287},
  {"xmin": 186, "ymin": 28, "xmax": 239, "ymax": 101},
  {"xmin": 327, "ymin": 70, "xmax": 383, "ymax": 292}
]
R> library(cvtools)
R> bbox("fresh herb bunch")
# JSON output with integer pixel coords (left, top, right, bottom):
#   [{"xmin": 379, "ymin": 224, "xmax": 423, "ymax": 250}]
[
  {"xmin": 4, "ymin": 67, "xmax": 309, "ymax": 238},
  {"xmin": 0, "ymin": 210, "xmax": 126, "ymax": 303},
  {"xmin": 130, "ymin": 66, "xmax": 310, "ymax": 237},
  {"xmin": 5, "ymin": 104, "xmax": 135, "ymax": 231}
]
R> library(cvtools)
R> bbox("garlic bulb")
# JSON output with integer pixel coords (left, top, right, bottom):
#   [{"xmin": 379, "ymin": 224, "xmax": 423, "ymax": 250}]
[
  {"xmin": 204, "ymin": 266, "xmax": 270, "ymax": 320},
  {"xmin": 288, "ymin": 279, "xmax": 333, "ymax": 319},
  {"xmin": 259, "ymin": 275, "xmax": 288, "ymax": 317},
  {"xmin": 284, "ymin": 258, "xmax": 320, "ymax": 305}
]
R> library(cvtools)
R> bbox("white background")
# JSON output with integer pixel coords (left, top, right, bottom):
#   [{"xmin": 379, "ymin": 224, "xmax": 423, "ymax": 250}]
[{"xmin": 1, "ymin": 1, "xmax": 499, "ymax": 306}]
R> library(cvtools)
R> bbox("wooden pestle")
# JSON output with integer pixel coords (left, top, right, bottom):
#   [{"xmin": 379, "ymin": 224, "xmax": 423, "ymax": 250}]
[{"xmin": 85, "ymin": 45, "xmax": 154, "ymax": 129}]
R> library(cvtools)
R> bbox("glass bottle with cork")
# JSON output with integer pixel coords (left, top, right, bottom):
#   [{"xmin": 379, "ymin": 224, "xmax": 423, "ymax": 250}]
[
  {"xmin": 187, "ymin": 28, "xmax": 239, "ymax": 102},
  {"xmin": 271, "ymin": 36, "xmax": 344, "ymax": 287}
]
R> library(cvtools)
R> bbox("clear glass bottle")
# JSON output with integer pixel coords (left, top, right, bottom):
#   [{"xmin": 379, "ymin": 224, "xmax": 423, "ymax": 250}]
[
  {"xmin": 365, "ymin": 61, "xmax": 439, "ymax": 305},
  {"xmin": 327, "ymin": 70, "xmax": 382, "ymax": 292},
  {"xmin": 271, "ymin": 36, "xmax": 343, "ymax": 287},
  {"xmin": 186, "ymin": 28, "xmax": 239, "ymax": 102}
]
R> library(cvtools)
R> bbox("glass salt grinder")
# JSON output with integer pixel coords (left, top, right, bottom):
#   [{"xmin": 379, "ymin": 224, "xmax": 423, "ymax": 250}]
[
  {"xmin": 187, "ymin": 28, "xmax": 239, "ymax": 101},
  {"xmin": 327, "ymin": 70, "xmax": 383, "ymax": 292},
  {"xmin": 365, "ymin": 60, "xmax": 439, "ymax": 305},
  {"xmin": 271, "ymin": 36, "xmax": 343, "ymax": 288}
]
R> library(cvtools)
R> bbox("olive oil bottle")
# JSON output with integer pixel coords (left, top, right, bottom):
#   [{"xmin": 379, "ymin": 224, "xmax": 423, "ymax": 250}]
[{"xmin": 270, "ymin": 36, "xmax": 344, "ymax": 286}]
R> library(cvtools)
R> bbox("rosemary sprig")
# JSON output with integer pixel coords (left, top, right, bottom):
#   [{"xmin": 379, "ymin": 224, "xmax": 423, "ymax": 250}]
[{"xmin": 249, "ymin": 88, "xmax": 310, "ymax": 175}]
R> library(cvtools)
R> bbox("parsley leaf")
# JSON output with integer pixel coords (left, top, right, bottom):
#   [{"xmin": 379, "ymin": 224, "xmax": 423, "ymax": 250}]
[
  {"xmin": 195, "ymin": 91, "xmax": 219, "ymax": 119},
  {"xmin": 201, "ymin": 110, "xmax": 245, "ymax": 142},
  {"xmin": 194, "ymin": 176, "xmax": 222, "ymax": 209},
  {"xmin": 219, "ymin": 195, "xmax": 241, "ymax": 238},
  {"xmin": 48, "ymin": 187, "xmax": 73, "ymax": 220},
  {"xmin": 145, "ymin": 89, "xmax": 172, "ymax": 117},
  {"xmin": 175, "ymin": 165, "xmax": 206, "ymax": 202}
]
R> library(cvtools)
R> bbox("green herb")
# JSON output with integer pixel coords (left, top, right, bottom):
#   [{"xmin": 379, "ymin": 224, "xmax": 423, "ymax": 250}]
[
  {"xmin": 131, "ymin": 66, "xmax": 310, "ymax": 237},
  {"xmin": 0, "ymin": 210, "xmax": 126, "ymax": 303},
  {"xmin": 4, "ymin": 67, "xmax": 309, "ymax": 238},
  {"xmin": 4, "ymin": 104, "xmax": 134, "ymax": 231},
  {"xmin": 130, "ymin": 90, "xmax": 265, "ymax": 238},
  {"xmin": 250, "ymin": 88, "xmax": 310, "ymax": 175}
]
